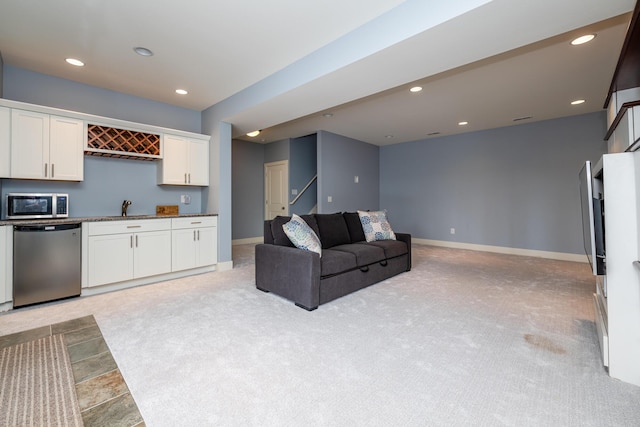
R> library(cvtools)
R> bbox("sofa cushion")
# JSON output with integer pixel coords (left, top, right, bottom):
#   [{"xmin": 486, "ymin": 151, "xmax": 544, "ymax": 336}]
[
  {"xmin": 270, "ymin": 216, "xmax": 295, "ymax": 247},
  {"xmin": 358, "ymin": 210, "xmax": 397, "ymax": 242},
  {"xmin": 282, "ymin": 214, "xmax": 322, "ymax": 256},
  {"xmin": 320, "ymin": 249, "xmax": 357, "ymax": 277},
  {"xmin": 331, "ymin": 243, "xmax": 386, "ymax": 267},
  {"xmin": 366, "ymin": 240, "xmax": 408, "ymax": 259},
  {"xmin": 270, "ymin": 215, "xmax": 320, "ymax": 247},
  {"xmin": 315, "ymin": 213, "xmax": 351, "ymax": 249},
  {"xmin": 343, "ymin": 212, "xmax": 366, "ymax": 243}
]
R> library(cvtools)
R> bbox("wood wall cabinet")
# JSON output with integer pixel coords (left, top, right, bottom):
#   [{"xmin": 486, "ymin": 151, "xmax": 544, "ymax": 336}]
[
  {"xmin": 0, "ymin": 107, "xmax": 10, "ymax": 178},
  {"xmin": 10, "ymin": 109, "xmax": 84, "ymax": 181},
  {"xmin": 158, "ymin": 134, "xmax": 209, "ymax": 186},
  {"xmin": 171, "ymin": 216, "xmax": 218, "ymax": 271},
  {"xmin": 86, "ymin": 219, "xmax": 172, "ymax": 287}
]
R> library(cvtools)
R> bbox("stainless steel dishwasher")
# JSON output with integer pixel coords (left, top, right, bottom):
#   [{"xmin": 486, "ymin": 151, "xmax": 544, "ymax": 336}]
[{"xmin": 13, "ymin": 223, "xmax": 81, "ymax": 308}]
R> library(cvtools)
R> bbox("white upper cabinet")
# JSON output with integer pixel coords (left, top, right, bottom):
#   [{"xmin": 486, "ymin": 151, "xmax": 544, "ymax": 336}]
[
  {"xmin": 158, "ymin": 134, "xmax": 209, "ymax": 186},
  {"xmin": 0, "ymin": 107, "xmax": 10, "ymax": 178},
  {"xmin": 10, "ymin": 109, "xmax": 84, "ymax": 181},
  {"xmin": 49, "ymin": 115, "xmax": 85, "ymax": 180}
]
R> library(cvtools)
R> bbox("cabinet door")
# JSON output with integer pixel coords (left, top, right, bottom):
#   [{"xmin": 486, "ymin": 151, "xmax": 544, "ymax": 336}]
[
  {"xmin": 88, "ymin": 234, "xmax": 134, "ymax": 287},
  {"xmin": 188, "ymin": 138, "xmax": 209, "ymax": 185},
  {"xmin": 49, "ymin": 116, "xmax": 84, "ymax": 181},
  {"xmin": 0, "ymin": 226, "xmax": 7, "ymax": 304},
  {"xmin": 11, "ymin": 109, "xmax": 49, "ymax": 179},
  {"xmin": 0, "ymin": 107, "xmax": 10, "ymax": 178},
  {"xmin": 134, "ymin": 230, "xmax": 172, "ymax": 278},
  {"xmin": 161, "ymin": 134, "xmax": 189, "ymax": 185},
  {"xmin": 172, "ymin": 228, "xmax": 197, "ymax": 272},
  {"xmin": 196, "ymin": 226, "xmax": 217, "ymax": 267}
]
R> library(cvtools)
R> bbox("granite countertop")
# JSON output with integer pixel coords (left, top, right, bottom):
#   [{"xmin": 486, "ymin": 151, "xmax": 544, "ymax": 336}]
[{"xmin": 0, "ymin": 213, "xmax": 217, "ymax": 226}]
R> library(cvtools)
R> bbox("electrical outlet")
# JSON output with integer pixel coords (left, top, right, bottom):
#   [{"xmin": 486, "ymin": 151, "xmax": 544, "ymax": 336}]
[
  {"xmin": 292, "ymin": 189, "xmax": 298, "ymax": 195},
  {"xmin": 328, "ymin": 196, "xmax": 333, "ymax": 203},
  {"xmin": 181, "ymin": 195, "xmax": 191, "ymax": 204},
  {"xmin": 354, "ymin": 176, "xmax": 359, "ymax": 183},
  {"xmin": 450, "ymin": 228, "xmax": 455, "ymax": 235}
]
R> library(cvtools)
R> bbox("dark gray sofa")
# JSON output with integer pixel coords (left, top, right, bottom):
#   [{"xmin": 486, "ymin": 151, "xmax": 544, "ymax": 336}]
[{"xmin": 255, "ymin": 212, "xmax": 411, "ymax": 310}]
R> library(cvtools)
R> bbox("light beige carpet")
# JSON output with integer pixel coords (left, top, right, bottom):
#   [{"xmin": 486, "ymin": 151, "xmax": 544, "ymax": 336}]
[{"xmin": 0, "ymin": 334, "xmax": 83, "ymax": 426}]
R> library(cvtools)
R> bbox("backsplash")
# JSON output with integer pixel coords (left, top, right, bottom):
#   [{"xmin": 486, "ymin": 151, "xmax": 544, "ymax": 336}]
[{"xmin": 1, "ymin": 156, "xmax": 203, "ymax": 219}]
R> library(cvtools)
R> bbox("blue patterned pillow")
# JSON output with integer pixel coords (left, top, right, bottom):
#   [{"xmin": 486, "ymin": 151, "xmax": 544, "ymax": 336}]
[
  {"xmin": 357, "ymin": 210, "xmax": 396, "ymax": 242},
  {"xmin": 282, "ymin": 214, "xmax": 322, "ymax": 256}
]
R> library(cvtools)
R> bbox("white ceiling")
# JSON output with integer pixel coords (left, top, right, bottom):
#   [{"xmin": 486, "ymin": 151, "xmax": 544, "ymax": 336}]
[{"xmin": 0, "ymin": 0, "xmax": 636, "ymax": 146}]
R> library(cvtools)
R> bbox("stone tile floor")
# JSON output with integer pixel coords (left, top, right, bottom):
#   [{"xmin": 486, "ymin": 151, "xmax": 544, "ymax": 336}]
[{"xmin": 0, "ymin": 315, "xmax": 144, "ymax": 427}]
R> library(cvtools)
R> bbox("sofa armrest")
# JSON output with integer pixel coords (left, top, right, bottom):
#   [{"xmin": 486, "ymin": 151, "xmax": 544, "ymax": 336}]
[
  {"xmin": 395, "ymin": 233, "xmax": 412, "ymax": 271},
  {"xmin": 255, "ymin": 243, "xmax": 321, "ymax": 310}
]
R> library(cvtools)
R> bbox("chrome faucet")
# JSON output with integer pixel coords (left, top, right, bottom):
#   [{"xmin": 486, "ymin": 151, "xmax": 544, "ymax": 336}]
[{"xmin": 121, "ymin": 200, "xmax": 132, "ymax": 216}]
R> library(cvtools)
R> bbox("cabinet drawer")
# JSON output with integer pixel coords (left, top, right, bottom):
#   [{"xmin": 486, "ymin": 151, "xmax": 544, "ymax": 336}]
[
  {"xmin": 87, "ymin": 218, "xmax": 172, "ymax": 236},
  {"xmin": 171, "ymin": 216, "xmax": 217, "ymax": 230}
]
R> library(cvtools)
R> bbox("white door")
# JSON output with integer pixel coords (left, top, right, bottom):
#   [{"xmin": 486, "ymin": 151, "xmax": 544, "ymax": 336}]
[
  {"xmin": 11, "ymin": 109, "xmax": 49, "ymax": 179},
  {"xmin": 134, "ymin": 230, "xmax": 172, "ymax": 278},
  {"xmin": 265, "ymin": 160, "xmax": 288, "ymax": 220},
  {"xmin": 49, "ymin": 115, "xmax": 84, "ymax": 181}
]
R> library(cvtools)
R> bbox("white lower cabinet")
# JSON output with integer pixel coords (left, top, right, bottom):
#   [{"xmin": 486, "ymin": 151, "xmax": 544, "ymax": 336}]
[
  {"xmin": 171, "ymin": 216, "xmax": 218, "ymax": 271},
  {"xmin": 86, "ymin": 219, "xmax": 172, "ymax": 287},
  {"xmin": 0, "ymin": 226, "xmax": 9, "ymax": 305}
]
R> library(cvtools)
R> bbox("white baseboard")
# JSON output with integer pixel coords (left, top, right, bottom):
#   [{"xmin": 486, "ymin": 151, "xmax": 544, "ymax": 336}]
[
  {"xmin": 413, "ymin": 238, "xmax": 589, "ymax": 263},
  {"xmin": 232, "ymin": 237, "xmax": 263, "ymax": 245},
  {"xmin": 217, "ymin": 260, "xmax": 234, "ymax": 271}
]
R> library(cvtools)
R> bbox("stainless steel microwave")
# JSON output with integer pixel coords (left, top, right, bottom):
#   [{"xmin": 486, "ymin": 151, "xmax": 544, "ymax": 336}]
[{"xmin": 6, "ymin": 193, "xmax": 69, "ymax": 219}]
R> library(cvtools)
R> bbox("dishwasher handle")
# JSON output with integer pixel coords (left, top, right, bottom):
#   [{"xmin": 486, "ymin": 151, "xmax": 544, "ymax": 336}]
[{"xmin": 14, "ymin": 223, "xmax": 81, "ymax": 232}]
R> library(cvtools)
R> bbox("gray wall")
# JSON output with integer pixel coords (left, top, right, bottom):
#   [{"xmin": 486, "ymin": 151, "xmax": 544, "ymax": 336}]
[
  {"xmin": 3, "ymin": 65, "xmax": 200, "ymax": 132},
  {"xmin": 289, "ymin": 134, "xmax": 317, "ymax": 215},
  {"xmin": 232, "ymin": 139, "xmax": 265, "ymax": 240},
  {"xmin": 318, "ymin": 130, "xmax": 379, "ymax": 213},
  {"xmin": 380, "ymin": 111, "xmax": 608, "ymax": 255},
  {"xmin": 264, "ymin": 139, "xmax": 290, "ymax": 164},
  {"xmin": 1, "ymin": 66, "xmax": 206, "ymax": 218},
  {"xmin": 0, "ymin": 53, "xmax": 3, "ymax": 98}
]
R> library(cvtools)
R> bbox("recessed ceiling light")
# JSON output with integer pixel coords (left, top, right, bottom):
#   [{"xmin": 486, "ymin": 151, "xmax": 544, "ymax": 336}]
[
  {"xmin": 175, "ymin": 89, "xmax": 188, "ymax": 95},
  {"xmin": 65, "ymin": 58, "xmax": 84, "ymax": 67},
  {"xmin": 247, "ymin": 130, "xmax": 261, "ymax": 137},
  {"xmin": 322, "ymin": 113, "xmax": 333, "ymax": 118},
  {"xmin": 458, "ymin": 121, "xmax": 468, "ymax": 126},
  {"xmin": 410, "ymin": 86, "xmax": 423, "ymax": 93},
  {"xmin": 571, "ymin": 99, "xmax": 586, "ymax": 105},
  {"xmin": 133, "ymin": 46, "xmax": 154, "ymax": 57},
  {"xmin": 571, "ymin": 34, "xmax": 596, "ymax": 45}
]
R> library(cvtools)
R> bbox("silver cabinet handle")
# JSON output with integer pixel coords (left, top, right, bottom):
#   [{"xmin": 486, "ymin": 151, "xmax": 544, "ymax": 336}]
[
  {"xmin": 44, "ymin": 163, "xmax": 48, "ymax": 177},
  {"xmin": 188, "ymin": 173, "xmax": 191, "ymax": 184},
  {"xmin": 135, "ymin": 235, "xmax": 138, "ymax": 247},
  {"xmin": 127, "ymin": 225, "xmax": 141, "ymax": 229},
  {"xmin": 197, "ymin": 230, "xmax": 200, "ymax": 240},
  {"xmin": 130, "ymin": 235, "xmax": 133, "ymax": 248},
  {"xmin": 51, "ymin": 163, "xmax": 55, "ymax": 178},
  {"xmin": 184, "ymin": 173, "xmax": 187, "ymax": 184},
  {"xmin": 191, "ymin": 221, "xmax": 202, "ymax": 225},
  {"xmin": 193, "ymin": 230, "xmax": 196, "ymax": 241}
]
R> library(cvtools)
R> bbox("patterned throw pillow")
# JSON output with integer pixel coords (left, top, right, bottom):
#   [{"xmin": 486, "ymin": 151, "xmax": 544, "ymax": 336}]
[
  {"xmin": 282, "ymin": 214, "xmax": 322, "ymax": 257},
  {"xmin": 357, "ymin": 210, "xmax": 397, "ymax": 242}
]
